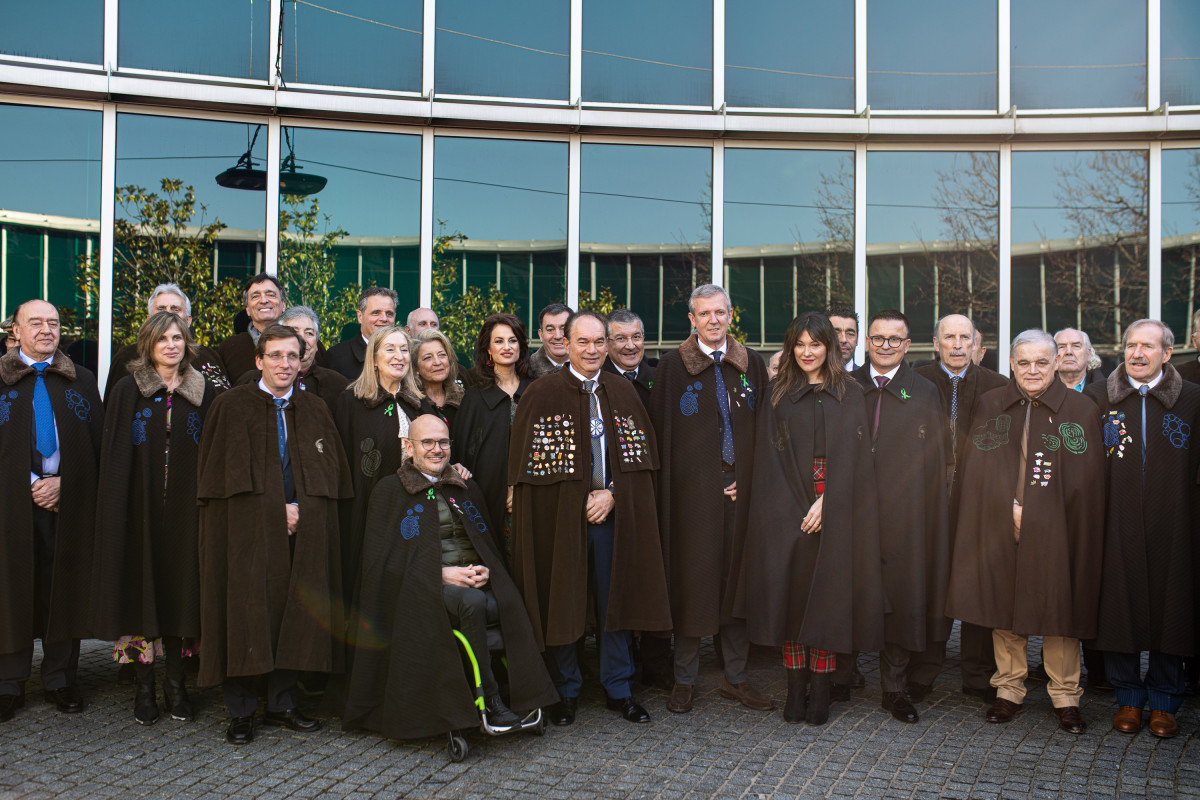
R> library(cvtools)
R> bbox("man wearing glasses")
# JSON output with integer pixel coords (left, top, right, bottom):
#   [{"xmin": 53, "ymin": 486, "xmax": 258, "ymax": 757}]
[
  {"xmin": 196, "ymin": 324, "xmax": 351, "ymax": 745},
  {"xmin": 602, "ymin": 309, "xmax": 656, "ymax": 410}
]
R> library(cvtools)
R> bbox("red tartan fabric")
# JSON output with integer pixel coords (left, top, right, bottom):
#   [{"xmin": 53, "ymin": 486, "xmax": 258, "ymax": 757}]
[
  {"xmin": 782, "ymin": 641, "xmax": 836, "ymax": 673},
  {"xmin": 812, "ymin": 457, "xmax": 826, "ymax": 496}
]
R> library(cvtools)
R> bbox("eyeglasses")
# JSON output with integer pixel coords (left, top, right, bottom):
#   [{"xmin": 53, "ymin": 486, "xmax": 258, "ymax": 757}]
[
  {"xmin": 609, "ymin": 334, "xmax": 645, "ymax": 345},
  {"xmin": 408, "ymin": 438, "xmax": 452, "ymax": 451},
  {"xmin": 867, "ymin": 335, "xmax": 909, "ymax": 348},
  {"xmin": 261, "ymin": 352, "xmax": 300, "ymax": 363}
]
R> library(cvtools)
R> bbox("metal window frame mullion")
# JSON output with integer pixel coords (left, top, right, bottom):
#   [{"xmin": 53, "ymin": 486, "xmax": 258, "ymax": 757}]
[
  {"xmin": 998, "ymin": 143, "xmax": 1012, "ymax": 376},
  {"xmin": 854, "ymin": 0, "xmax": 867, "ymax": 115},
  {"xmin": 712, "ymin": 0, "xmax": 724, "ymax": 111},
  {"xmin": 853, "ymin": 142, "xmax": 867, "ymax": 367},
  {"xmin": 423, "ymin": 0, "xmax": 435, "ymax": 98},
  {"xmin": 711, "ymin": 140, "xmax": 724, "ymax": 286},
  {"xmin": 567, "ymin": 134, "xmax": 581, "ymax": 307},
  {"xmin": 1148, "ymin": 0, "xmax": 1160, "ymax": 111},
  {"xmin": 1149, "ymin": 140, "xmax": 1162, "ymax": 318},
  {"xmin": 419, "ymin": 128, "xmax": 434, "ymax": 306},
  {"xmin": 98, "ymin": 104, "xmax": 117, "ymax": 396},
  {"xmin": 265, "ymin": 117, "xmax": 281, "ymax": 276},
  {"xmin": 998, "ymin": 0, "xmax": 1011, "ymax": 113},
  {"xmin": 104, "ymin": 0, "xmax": 118, "ymax": 72}
]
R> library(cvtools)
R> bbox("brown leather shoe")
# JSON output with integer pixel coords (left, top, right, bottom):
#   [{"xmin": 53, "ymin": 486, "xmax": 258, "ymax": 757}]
[
  {"xmin": 985, "ymin": 697, "xmax": 1024, "ymax": 723},
  {"xmin": 720, "ymin": 677, "xmax": 775, "ymax": 710},
  {"xmin": 1148, "ymin": 710, "xmax": 1178, "ymax": 738},
  {"xmin": 1053, "ymin": 705, "xmax": 1086, "ymax": 734},
  {"xmin": 666, "ymin": 683, "xmax": 694, "ymax": 713},
  {"xmin": 1112, "ymin": 705, "xmax": 1142, "ymax": 733}
]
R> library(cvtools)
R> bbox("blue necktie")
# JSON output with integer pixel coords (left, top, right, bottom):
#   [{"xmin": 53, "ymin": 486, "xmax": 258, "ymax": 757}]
[
  {"xmin": 1139, "ymin": 384, "xmax": 1149, "ymax": 474},
  {"xmin": 33, "ymin": 362, "xmax": 56, "ymax": 459},
  {"xmin": 274, "ymin": 398, "xmax": 289, "ymax": 468},
  {"xmin": 712, "ymin": 351, "xmax": 735, "ymax": 465}
]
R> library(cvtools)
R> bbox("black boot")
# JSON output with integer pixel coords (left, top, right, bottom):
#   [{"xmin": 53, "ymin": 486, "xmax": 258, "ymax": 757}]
[
  {"xmin": 133, "ymin": 662, "xmax": 159, "ymax": 725},
  {"xmin": 163, "ymin": 642, "xmax": 194, "ymax": 722},
  {"xmin": 807, "ymin": 672, "xmax": 831, "ymax": 725},
  {"xmin": 784, "ymin": 669, "xmax": 809, "ymax": 724}
]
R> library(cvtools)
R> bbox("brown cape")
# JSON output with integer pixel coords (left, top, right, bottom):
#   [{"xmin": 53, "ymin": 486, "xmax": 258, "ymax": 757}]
[
  {"xmin": 508, "ymin": 367, "xmax": 671, "ymax": 648},
  {"xmin": 237, "ymin": 365, "xmax": 348, "ymax": 416},
  {"xmin": 105, "ymin": 342, "xmax": 228, "ymax": 399},
  {"xmin": 196, "ymin": 383, "xmax": 352, "ymax": 686}
]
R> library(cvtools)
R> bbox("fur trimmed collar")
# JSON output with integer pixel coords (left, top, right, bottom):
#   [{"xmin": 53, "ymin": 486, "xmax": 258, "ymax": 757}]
[
  {"xmin": 1105, "ymin": 363, "xmax": 1184, "ymax": 409},
  {"xmin": 397, "ymin": 459, "xmax": 467, "ymax": 495},
  {"xmin": 0, "ymin": 348, "xmax": 76, "ymax": 385},
  {"xmin": 132, "ymin": 363, "xmax": 206, "ymax": 406},
  {"xmin": 363, "ymin": 385, "xmax": 424, "ymax": 412},
  {"xmin": 679, "ymin": 334, "xmax": 750, "ymax": 376}
]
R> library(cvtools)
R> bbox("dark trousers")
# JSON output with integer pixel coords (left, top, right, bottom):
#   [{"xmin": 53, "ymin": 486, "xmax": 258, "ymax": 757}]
[
  {"xmin": 959, "ymin": 622, "xmax": 997, "ymax": 691},
  {"xmin": 223, "ymin": 669, "xmax": 300, "ymax": 718},
  {"xmin": 881, "ymin": 641, "xmax": 945, "ymax": 693},
  {"xmin": 443, "ymin": 585, "xmax": 500, "ymax": 696},
  {"xmin": 905, "ymin": 639, "xmax": 947, "ymax": 687},
  {"xmin": 545, "ymin": 516, "xmax": 635, "ymax": 700},
  {"xmin": 0, "ymin": 505, "xmax": 79, "ymax": 696},
  {"xmin": 1105, "ymin": 651, "xmax": 1186, "ymax": 714}
]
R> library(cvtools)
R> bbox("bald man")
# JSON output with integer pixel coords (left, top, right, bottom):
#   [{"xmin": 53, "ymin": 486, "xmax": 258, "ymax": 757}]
[{"xmin": 405, "ymin": 308, "xmax": 439, "ymax": 337}]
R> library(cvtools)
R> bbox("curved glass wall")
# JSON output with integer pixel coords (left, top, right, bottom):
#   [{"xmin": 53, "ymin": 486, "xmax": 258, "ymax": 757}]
[
  {"xmin": 119, "ymin": 0, "xmax": 270, "ymax": 79},
  {"xmin": 1161, "ymin": 148, "xmax": 1199, "ymax": 344},
  {"xmin": 0, "ymin": 1, "xmax": 102, "ymax": 64},
  {"xmin": 1162, "ymin": 0, "xmax": 1200, "ymax": 106},
  {"xmin": 281, "ymin": 0, "xmax": 422, "ymax": 91}
]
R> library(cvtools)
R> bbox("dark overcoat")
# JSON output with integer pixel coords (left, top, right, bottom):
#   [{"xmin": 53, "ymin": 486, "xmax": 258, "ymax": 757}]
[
  {"xmin": 649, "ymin": 335, "xmax": 767, "ymax": 637},
  {"xmin": 342, "ymin": 464, "xmax": 559, "ymax": 740},
  {"xmin": 1176, "ymin": 357, "xmax": 1200, "ymax": 385},
  {"xmin": 216, "ymin": 331, "xmax": 258, "ymax": 386},
  {"xmin": 1085, "ymin": 365, "xmax": 1200, "ymax": 656},
  {"xmin": 508, "ymin": 367, "xmax": 671, "ymax": 648},
  {"xmin": 196, "ymin": 383, "xmax": 352, "ymax": 687},
  {"xmin": 852, "ymin": 362, "xmax": 952, "ymax": 650},
  {"xmin": 92, "ymin": 365, "xmax": 216, "ymax": 639},
  {"xmin": 739, "ymin": 378, "xmax": 886, "ymax": 653},
  {"xmin": 106, "ymin": 342, "xmax": 228, "ymax": 398},
  {"xmin": 603, "ymin": 357, "xmax": 657, "ymax": 410},
  {"xmin": 322, "ymin": 336, "xmax": 367, "ymax": 382},
  {"xmin": 945, "ymin": 378, "xmax": 1105, "ymax": 637},
  {"xmin": 0, "ymin": 349, "xmax": 103, "ymax": 651},
  {"xmin": 237, "ymin": 365, "xmax": 348, "ymax": 416}
]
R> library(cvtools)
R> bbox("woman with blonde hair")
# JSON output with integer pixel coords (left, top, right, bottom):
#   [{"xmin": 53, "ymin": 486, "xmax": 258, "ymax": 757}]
[{"xmin": 411, "ymin": 328, "xmax": 464, "ymax": 429}]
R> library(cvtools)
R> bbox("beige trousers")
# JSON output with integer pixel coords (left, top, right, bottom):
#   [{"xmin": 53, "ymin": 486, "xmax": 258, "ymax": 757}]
[{"xmin": 991, "ymin": 629, "xmax": 1082, "ymax": 707}]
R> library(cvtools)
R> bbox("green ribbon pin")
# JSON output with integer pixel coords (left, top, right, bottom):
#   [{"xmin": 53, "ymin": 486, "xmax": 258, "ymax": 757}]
[
  {"xmin": 384, "ymin": 403, "xmax": 394, "ymax": 417},
  {"xmin": 900, "ymin": 389, "xmax": 911, "ymax": 400}
]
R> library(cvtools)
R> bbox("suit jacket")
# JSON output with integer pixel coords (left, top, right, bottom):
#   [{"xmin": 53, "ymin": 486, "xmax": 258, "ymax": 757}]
[
  {"xmin": 1177, "ymin": 357, "xmax": 1200, "ymax": 385},
  {"xmin": 322, "ymin": 336, "xmax": 367, "ymax": 382},
  {"xmin": 602, "ymin": 357, "xmax": 657, "ymax": 410},
  {"xmin": 529, "ymin": 347, "xmax": 566, "ymax": 378}
]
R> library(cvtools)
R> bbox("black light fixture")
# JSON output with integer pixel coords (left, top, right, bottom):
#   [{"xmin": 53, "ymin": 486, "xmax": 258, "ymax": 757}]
[
  {"xmin": 279, "ymin": 127, "xmax": 327, "ymax": 196},
  {"xmin": 215, "ymin": 124, "xmax": 267, "ymax": 191},
  {"xmin": 215, "ymin": 125, "xmax": 327, "ymax": 196}
]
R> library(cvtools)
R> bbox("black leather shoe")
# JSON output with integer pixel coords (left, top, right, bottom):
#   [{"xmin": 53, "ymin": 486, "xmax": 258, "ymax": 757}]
[
  {"xmin": 262, "ymin": 709, "xmax": 321, "ymax": 732},
  {"xmin": 45, "ymin": 686, "xmax": 84, "ymax": 713},
  {"xmin": 548, "ymin": 696, "xmax": 577, "ymax": 726},
  {"xmin": 0, "ymin": 694, "xmax": 24, "ymax": 723},
  {"xmin": 606, "ymin": 696, "xmax": 650, "ymax": 723},
  {"xmin": 882, "ymin": 691, "xmax": 919, "ymax": 723},
  {"xmin": 962, "ymin": 685, "xmax": 997, "ymax": 704},
  {"xmin": 226, "ymin": 716, "xmax": 254, "ymax": 745},
  {"xmin": 906, "ymin": 682, "xmax": 932, "ymax": 703}
]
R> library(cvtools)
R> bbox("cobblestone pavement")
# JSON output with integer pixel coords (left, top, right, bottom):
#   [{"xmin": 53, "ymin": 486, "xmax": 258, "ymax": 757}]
[{"xmin": 0, "ymin": 628, "xmax": 1196, "ymax": 800}]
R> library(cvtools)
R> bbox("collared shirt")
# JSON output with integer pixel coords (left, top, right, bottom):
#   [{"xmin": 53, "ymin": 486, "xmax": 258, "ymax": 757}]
[
  {"xmin": 21, "ymin": 349, "xmax": 61, "ymax": 484},
  {"xmin": 621, "ymin": 365, "xmax": 638, "ymax": 381},
  {"xmin": 248, "ymin": 324, "xmax": 264, "ymax": 346},
  {"xmin": 569, "ymin": 363, "xmax": 607, "ymax": 485},
  {"xmin": 1127, "ymin": 370, "xmax": 1165, "ymax": 392},
  {"xmin": 939, "ymin": 360, "xmax": 969, "ymax": 380},
  {"xmin": 258, "ymin": 378, "xmax": 296, "ymax": 439},
  {"xmin": 696, "ymin": 337, "xmax": 725, "ymax": 360},
  {"xmin": 869, "ymin": 362, "xmax": 902, "ymax": 384}
]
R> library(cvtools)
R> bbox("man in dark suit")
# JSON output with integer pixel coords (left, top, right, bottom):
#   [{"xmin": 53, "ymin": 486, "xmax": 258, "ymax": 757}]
[
  {"xmin": 826, "ymin": 304, "xmax": 860, "ymax": 372},
  {"xmin": 529, "ymin": 303, "xmax": 572, "ymax": 377},
  {"xmin": 322, "ymin": 287, "xmax": 397, "ymax": 381},
  {"xmin": 1176, "ymin": 309, "xmax": 1200, "ymax": 385},
  {"xmin": 1054, "ymin": 328, "xmax": 1106, "ymax": 392},
  {"xmin": 217, "ymin": 274, "xmax": 287, "ymax": 381},
  {"xmin": 602, "ymin": 309, "xmax": 656, "ymax": 410}
]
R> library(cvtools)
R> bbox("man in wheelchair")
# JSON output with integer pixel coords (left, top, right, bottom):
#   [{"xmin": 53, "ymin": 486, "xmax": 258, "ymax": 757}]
[{"xmin": 341, "ymin": 415, "xmax": 559, "ymax": 741}]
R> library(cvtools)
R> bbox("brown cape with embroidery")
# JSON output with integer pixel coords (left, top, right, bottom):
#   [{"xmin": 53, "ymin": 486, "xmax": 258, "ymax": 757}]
[
  {"xmin": 1085, "ymin": 365, "xmax": 1200, "ymax": 656},
  {"xmin": 649, "ymin": 335, "xmax": 767, "ymax": 636},
  {"xmin": 945, "ymin": 378, "xmax": 1105, "ymax": 637},
  {"xmin": 0, "ymin": 349, "xmax": 103, "ymax": 652},
  {"xmin": 196, "ymin": 383, "xmax": 352, "ymax": 687},
  {"xmin": 508, "ymin": 367, "xmax": 671, "ymax": 648},
  {"xmin": 342, "ymin": 463, "xmax": 559, "ymax": 739}
]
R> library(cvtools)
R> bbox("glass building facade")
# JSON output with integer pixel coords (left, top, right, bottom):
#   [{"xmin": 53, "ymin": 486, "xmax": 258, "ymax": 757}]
[{"xmin": 0, "ymin": 0, "xmax": 1196, "ymax": 388}]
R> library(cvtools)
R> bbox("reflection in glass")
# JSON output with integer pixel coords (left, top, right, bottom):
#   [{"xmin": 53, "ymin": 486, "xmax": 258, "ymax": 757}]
[
  {"xmin": 436, "ymin": 0, "xmax": 568, "ymax": 100},
  {"xmin": 725, "ymin": 0, "xmax": 853, "ymax": 109},
  {"xmin": 867, "ymin": 152, "xmax": 999, "ymax": 348},
  {"xmin": 1011, "ymin": 0, "xmax": 1145, "ymax": 109},
  {"xmin": 282, "ymin": 0, "xmax": 421, "ymax": 91},
  {"xmin": 868, "ymin": 0, "xmax": 997, "ymax": 110},
  {"xmin": 1011, "ymin": 150, "xmax": 1148, "ymax": 348},
  {"xmin": 1160, "ymin": 149, "xmax": 1199, "ymax": 347},
  {"xmin": 0, "ymin": 1, "xmax": 101, "ymax": 64},
  {"xmin": 581, "ymin": 144, "xmax": 711, "ymax": 345},
  {"xmin": 723, "ymin": 148, "xmax": 854, "ymax": 347},
  {"xmin": 119, "ymin": 0, "xmax": 269, "ymax": 79},
  {"xmin": 0, "ymin": 104, "xmax": 101, "ymax": 331},
  {"xmin": 433, "ymin": 137, "xmax": 568, "ymax": 338},
  {"xmin": 1162, "ymin": 1, "xmax": 1200, "ymax": 106},
  {"xmin": 583, "ymin": 0, "xmax": 712, "ymax": 106}
]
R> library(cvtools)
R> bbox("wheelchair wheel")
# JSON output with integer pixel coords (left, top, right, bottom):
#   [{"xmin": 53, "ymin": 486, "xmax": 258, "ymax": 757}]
[
  {"xmin": 447, "ymin": 732, "xmax": 469, "ymax": 762},
  {"xmin": 532, "ymin": 714, "xmax": 546, "ymax": 736}
]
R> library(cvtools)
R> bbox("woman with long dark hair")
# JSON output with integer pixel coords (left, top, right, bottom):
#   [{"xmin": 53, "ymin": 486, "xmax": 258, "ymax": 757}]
[{"xmin": 741, "ymin": 311, "xmax": 884, "ymax": 726}]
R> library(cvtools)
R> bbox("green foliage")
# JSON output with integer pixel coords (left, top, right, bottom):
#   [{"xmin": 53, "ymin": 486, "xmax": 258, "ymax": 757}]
[
  {"xmin": 277, "ymin": 194, "xmax": 357, "ymax": 345},
  {"xmin": 577, "ymin": 286, "xmax": 620, "ymax": 316},
  {"xmin": 430, "ymin": 225, "xmax": 516, "ymax": 361}
]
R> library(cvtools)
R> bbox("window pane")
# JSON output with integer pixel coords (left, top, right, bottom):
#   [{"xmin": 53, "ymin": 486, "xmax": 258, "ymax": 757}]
[
  {"xmin": 434, "ymin": 137, "xmax": 568, "ymax": 345},
  {"xmin": 119, "ymin": 0, "xmax": 269, "ymax": 79},
  {"xmin": 581, "ymin": 144, "xmax": 711, "ymax": 348},
  {"xmin": 1160, "ymin": 149, "xmax": 1199, "ymax": 349},
  {"xmin": 0, "ymin": 104, "xmax": 101, "ymax": 356},
  {"xmin": 723, "ymin": 148, "xmax": 855, "ymax": 347},
  {"xmin": 725, "ymin": 0, "xmax": 853, "ymax": 109},
  {"xmin": 1162, "ymin": 0, "xmax": 1200, "ymax": 106},
  {"xmin": 279, "ymin": 127, "xmax": 421, "ymax": 345},
  {"xmin": 0, "ymin": 1, "xmax": 102, "ymax": 64},
  {"xmin": 1011, "ymin": 151, "xmax": 1148, "ymax": 352},
  {"xmin": 867, "ymin": 152, "xmax": 1000, "ymax": 353},
  {"xmin": 1012, "ymin": 0, "xmax": 1145, "ymax": 109},
  {"xmin": 583, "ymin": 0, "xmax": 712, "ymax": 106},
  {"xmin": 436, "ymin": 0, "xmax": 568, "ymax": 100},
  {"xmin": 282, "ymin": 0, "xmax": 422, "ymax": 91},
  {"xmin": 869, "ymin": 0, "xmax": 997, "ymax": 110}
]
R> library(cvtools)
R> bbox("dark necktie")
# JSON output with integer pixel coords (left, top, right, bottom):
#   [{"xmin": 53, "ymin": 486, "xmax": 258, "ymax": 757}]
[
  {"xmin": 33, "ymin": 362, "xmax": 56, "ymax": 459},
  {"xmin": 873, "ymin": 375, "xmax": 889, "ymax": 438},
  {"xmin": 274, "ymin": 398, "xmax": 289, "ymax": 469},
  {"xmin": 1139, "ymin": 384, "xmax": 1149, "ymax": 474},
  {"xmin": 949, "ymin": 374, "xmax": 962, "ymax": 449},
  {"xmin": 584, "ymin": 380, "xmax": 604, "ymax": 490},
  {"xmin": 623, "ymin": 370, "xmax": 636, "ymax": 382},
  {"xmin": 712, "ymin": 351, "xmax": 735, "ymax": 465}
]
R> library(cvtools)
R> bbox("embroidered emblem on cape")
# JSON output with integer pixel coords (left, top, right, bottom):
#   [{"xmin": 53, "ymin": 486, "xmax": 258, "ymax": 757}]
[
  {"xmin": 680, "ymin": 381, "xmax": 702, "ymax": 416},
  {"xmin": 1058, "ymin": 422, "xmax": 1087, "ymax": 454},
  {"xmin": 315, "ymin": 438, "xmax": 324, "ymax": 454},
  {"xmin": 401, "ymin": 505, "xmax": 423, "ymax": 539},
  {"xmin": 1104, "ymin": 410, "xmax": 1131, "ymax": 457},
  {"xmin": 971, "ymin": 414, "xmax": 1011, "ymax": 451},
  {"xmin": 527, "ymin": 414, "xmax": 576, "ymax": 476},
  {"xmin": 131, "ymin": 407, "xmax": 152, "ymax": 446},
  {"xmin": 1031, "ymin": 452, "xmax": 1053, "ymax": 487},
  {"xmin": 613, "ymin": 413, "xmax": 649, "ymax": 464},
  {"xmin": 1041, "ymin": 434, "xmax": 1061, "ymax": 451},
  {"xmin": 460, "ymin": 499, "xmax": 488, "ymax": 534},
  {"xmin": 0, "ymin": 390, "xmax": 14, "ymax": 426},
  {"xmin": 360, "ymin": 437, "xmax": 381, "ymax": 477},
  {"xmin": 737, "ymin": 374, "xmax": 757, "ymax": 410},
  {"xmin": 186, "ymin": 411, "xmax": 202, "ymax": 445},
  {"xmin": 1163, "ymin": 414, "xmax": 1190, "ymax": 449},
  {"xmin": 64, "ymin": 388, "xmax": 91, "ymax": 422}
]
